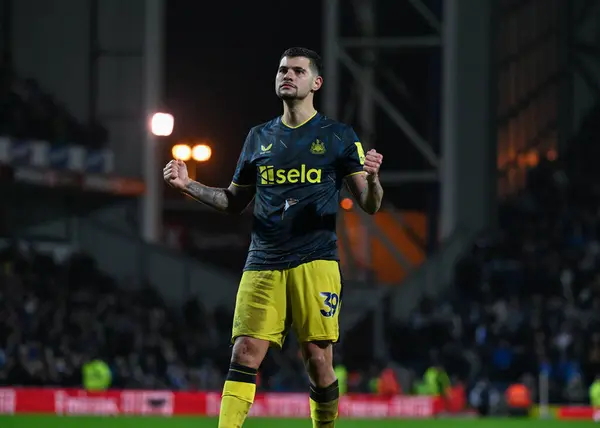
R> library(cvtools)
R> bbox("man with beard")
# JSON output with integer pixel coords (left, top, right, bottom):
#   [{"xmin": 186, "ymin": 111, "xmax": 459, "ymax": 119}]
[{"xmin": 163, "ymin": 47, "xmax": 384, "ymax": 427}]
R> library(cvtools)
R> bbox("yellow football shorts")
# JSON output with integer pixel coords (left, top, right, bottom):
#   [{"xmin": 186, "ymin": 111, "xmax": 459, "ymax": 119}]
[{"xmin": 231, "ymin": 259, "xmax": 342, "ymax": 348}]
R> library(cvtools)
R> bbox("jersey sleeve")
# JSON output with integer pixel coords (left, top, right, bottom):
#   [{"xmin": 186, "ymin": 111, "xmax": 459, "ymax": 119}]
[
  {"xmin": 231, "ymin": 130, "xmax": 256, "ymax": 187},
  {"xmin": 338, "ymin": 126, "xmax": 366, "ymax": 177}
]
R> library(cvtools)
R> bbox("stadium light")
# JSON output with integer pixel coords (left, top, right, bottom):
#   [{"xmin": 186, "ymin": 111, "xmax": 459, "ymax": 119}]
[
  {"xmin": 150, "ymin": 112, "xmax": 174, "ymax": 136},
  {"xmin": 192, "ymin": 144, "xmax": 212, "ymax": 162},
  {"xmin": 172, "ymin": 144, "xmax": 192, "ymax": 161}
]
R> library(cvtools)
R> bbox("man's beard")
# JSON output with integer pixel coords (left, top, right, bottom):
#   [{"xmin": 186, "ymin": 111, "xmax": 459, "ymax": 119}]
[{"xmin": 277, "ymin": 88, "xmax": 306, "ymax": 100}]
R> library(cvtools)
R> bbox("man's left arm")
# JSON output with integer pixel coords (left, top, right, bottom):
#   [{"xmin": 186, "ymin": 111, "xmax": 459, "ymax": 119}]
[{"xmin": 345, "ymin": 149, "xmax": 384, "ymax": 215}]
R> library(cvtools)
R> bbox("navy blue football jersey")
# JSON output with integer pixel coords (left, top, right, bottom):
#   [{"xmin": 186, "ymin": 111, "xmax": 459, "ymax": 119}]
[{"xmin": 232, "ymin": 112, "xmax": 366, "ymax": 271}]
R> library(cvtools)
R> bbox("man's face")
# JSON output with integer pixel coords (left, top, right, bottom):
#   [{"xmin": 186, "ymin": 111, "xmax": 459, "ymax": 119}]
[{"xmin": 275, "ymin": 56, "xmax": 322, "ymax": 100}]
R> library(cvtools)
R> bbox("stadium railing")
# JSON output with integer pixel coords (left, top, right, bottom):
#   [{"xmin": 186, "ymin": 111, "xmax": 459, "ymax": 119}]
[
  {"xmin": 387, "ymin": 226, "xmax": 477, "ymax": 322},
  {"xmin": 336, "ymin": 210, "xmax": 472, "ymax": 337},
  {"xmin": 75, "ymin": 215, "xmax": 238, "ymax": 309}
]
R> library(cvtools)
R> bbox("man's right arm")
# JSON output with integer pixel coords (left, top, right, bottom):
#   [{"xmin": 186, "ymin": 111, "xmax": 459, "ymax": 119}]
[
  {"xmin": 182, "ymin": 179, "xmax": 255, "ymax": 215},
  {"xmin": 171, "ymin": 128, "xmax": 257, "ymax": 214}
]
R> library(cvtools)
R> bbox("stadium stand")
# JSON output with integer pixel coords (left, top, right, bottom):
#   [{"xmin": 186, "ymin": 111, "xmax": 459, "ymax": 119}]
[
  {"xmin": 0, "ymin": 244, "xmax": 349, "ymax": 392},
  {"xmin": 2, "ymin": 100, "xmax": 599, "ymax": 404},
  {"xmin": 0, "ymin": 246, "xmax": 228, "ymax": 390},
  {"xmin": 385, "ymin": 101, "xmax": 600, "ymax": 405}
]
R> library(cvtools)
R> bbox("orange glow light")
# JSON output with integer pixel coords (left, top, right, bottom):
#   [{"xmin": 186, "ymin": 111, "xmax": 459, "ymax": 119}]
[
  {"xmin": 172, "ymin": 144, "xmax": 191, "ymax": 161},
  {"xmin": 340, "ymin": 198, "xmax": 353, "ymax": 211},
  {"xmin": 192, "ymin": 144, "xmax": 212, "ymax": 162}
]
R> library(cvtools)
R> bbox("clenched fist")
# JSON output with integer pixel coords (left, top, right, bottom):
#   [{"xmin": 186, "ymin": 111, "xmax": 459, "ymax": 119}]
[
  {"xmin": 163, "ymin": 159, "xmax": 190, "ymax": 190},
  {"xmin": 363, "ymin": 149, "xmax": 383, "ymax": 179}
]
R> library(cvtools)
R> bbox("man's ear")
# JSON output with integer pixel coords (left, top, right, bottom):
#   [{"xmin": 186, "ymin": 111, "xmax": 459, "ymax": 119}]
[{"xmin": 312, "ymin": 75, "xmax": 323, "ymax": 92}]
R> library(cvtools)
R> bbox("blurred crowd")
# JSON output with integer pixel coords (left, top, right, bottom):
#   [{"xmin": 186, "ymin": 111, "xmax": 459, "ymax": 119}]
[
  {"xmin": 0, "ymin": 66, "xmax": 107, "ymax": 147},
  {"xmin": 0, "ymin": 246, "xmax": 230, "ymax": 390},
  {"xmin": 0, "ymin": 244, "xmax": 328, "ymax": 392},
  {"xmin": 386, "ymin": 104, "xmax": 600, "ymax": 405}
]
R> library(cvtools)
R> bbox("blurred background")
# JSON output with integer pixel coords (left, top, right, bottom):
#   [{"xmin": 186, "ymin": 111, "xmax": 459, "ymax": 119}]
[{"xmin": 1, "ymin": 0, "xmax": 600, "ymax": 422}]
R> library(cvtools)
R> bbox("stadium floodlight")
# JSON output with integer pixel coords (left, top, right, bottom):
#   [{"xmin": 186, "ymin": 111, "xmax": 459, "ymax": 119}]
[
  {"xmin": 150, "ymin": 112, "xmax": 174, "ymax": 136},
  {"xmin": 172, "ymin": 144, "xmax": 192, "ymax": 161},
  {"xmin": 192, "ymin": 144, "xmax": 212, "ymax": 162}
]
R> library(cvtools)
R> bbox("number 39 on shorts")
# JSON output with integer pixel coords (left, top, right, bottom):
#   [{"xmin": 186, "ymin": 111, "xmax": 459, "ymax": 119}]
[{"xmin": 320, "ymin": 292, "xmax": 339, "ymax": 317}]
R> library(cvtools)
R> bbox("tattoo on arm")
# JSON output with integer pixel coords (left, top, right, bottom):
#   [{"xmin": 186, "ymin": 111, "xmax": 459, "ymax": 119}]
[
  {"xmin": 353, "ymin": 174, "xmax": 384, "ymax": 214},
  {"xmin": 184, "ymin": 180, "xmax": 231, "ymax": 212}
]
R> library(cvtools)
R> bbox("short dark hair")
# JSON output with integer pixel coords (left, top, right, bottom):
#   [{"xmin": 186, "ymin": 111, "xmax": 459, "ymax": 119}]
[{"xmin": 280, "ymin": 47, "xmax": 322, "ymax": 76}]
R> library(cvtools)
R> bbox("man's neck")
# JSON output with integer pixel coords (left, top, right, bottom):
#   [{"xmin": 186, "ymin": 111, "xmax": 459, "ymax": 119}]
[{"xmin": 282, "ymin": 101, "xmax": 316, "ymax": 128}]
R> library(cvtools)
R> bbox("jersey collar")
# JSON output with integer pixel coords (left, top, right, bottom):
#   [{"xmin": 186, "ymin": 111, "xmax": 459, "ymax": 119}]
[{"xmin": 280, "ymin": 111, "xmax": 319, "ymax": 129}]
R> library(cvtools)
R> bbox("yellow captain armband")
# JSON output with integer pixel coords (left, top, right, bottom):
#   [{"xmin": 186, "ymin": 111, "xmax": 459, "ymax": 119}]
[{"xmin": 354, "ymin": 142, "xmax": 365, "ymax": 165}]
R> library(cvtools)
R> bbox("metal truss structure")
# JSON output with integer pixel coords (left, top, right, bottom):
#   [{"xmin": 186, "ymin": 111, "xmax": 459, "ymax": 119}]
[
  {"xmin": 320, "ymin": 0, "xmax": 448, "ymax": 344},
  {"xmin": 320, "ymin": 0, "xmax": 446, "ymax": 287},
  {"xmin": 322, "ymin": 0, "xmax": 499, "ymax": 346},
  {"xmin": 322, "ymin": 0, "xmax": 441, "ymax": 188}
]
